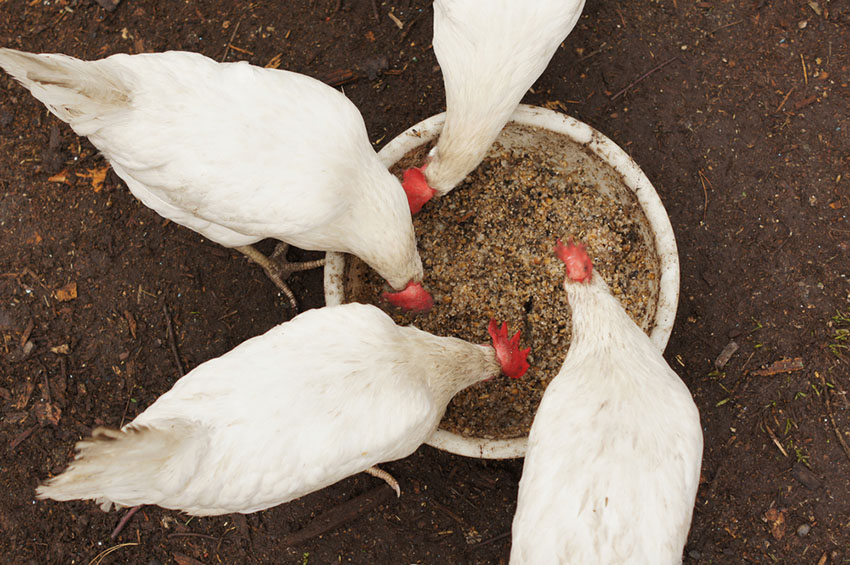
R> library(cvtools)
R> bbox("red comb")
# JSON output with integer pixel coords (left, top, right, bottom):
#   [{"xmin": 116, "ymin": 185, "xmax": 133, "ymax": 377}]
[
  {"xmin": 487, "ymin": 320, "xmax": 530, "ymax": 379},
  {"xmin": 402, "ymin": 165, "xmax": 436, "ymax": 215},
  {"xmin": 554, "ymin": 238, "xmax": 593, "ymax": 283},
  {"xmin": 382, "ymin": 281, "xmax": 434, "ymax": 313}
]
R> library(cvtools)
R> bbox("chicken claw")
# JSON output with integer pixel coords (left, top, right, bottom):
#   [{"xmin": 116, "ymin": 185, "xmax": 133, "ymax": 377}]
[
  {"xmin": 236, "ymin": 243, "xmax": 325, "ymax": 310},
  {"xmin": 364, "ymin": 465, "xmax": 401, "ymax": 497}
]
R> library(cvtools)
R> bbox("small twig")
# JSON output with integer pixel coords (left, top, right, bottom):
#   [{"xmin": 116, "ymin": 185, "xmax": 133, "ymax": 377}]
[
  {"xmin": 88, "ymin": 542, "xmax": 139, "ymax": 565},
  {"xmin": 216, "ymin": 526, "xmax": 237, "ymax": 553},
  {"xmin": 708, "ymin": 19, "xmax": 743, "ymax": 34},
  {"xmin": 333, "ymin": 0, "xmax": 343, "ymax": 14},
  {"xmin": 387, "ymin": 10, "xmax": 404, "ymax": 29},
  {"xmin": 9, "ymin": 424, "xmax": 39, "ymax": 450},
  {"xmin": 400, "ymin": 10, "xmax": 424, "ymax": 41},
  {"xmin": 163, "ymin": 304, "xmax": 185, "ymax": 377},
  {"xmin": 576, "ymin": 42, "xmax": 609, "ymax": 64},
  {"xmin": 763, "ymin": 422, "xmax": 789, "ymax": 458},
  {"xmin": 220, "ymin": 20, "xmax": 241, "ymax": 62},
  {"xmin": 227, "ymin": 44, "xmax": 254, "ymax": 56},
  {"xmin": 110, "ymin": 505, "xmax": 143, "ymax": 539},
  {"xmin": 697, "ymin": 170, "xmax": 711, "ymax": 226},
  {"xmin": 775, "ymin": 86, "xmax": 795, "ymax": 113},
  {"xmin": 427, "ymin": 498, "xmax": 470, "ymax": 528},
  {"xmin": 42, "ymin": 371, "xmax": 52, "ymax": 404},
  {"xmin": 281, "ymin": 485, "xmax": 393, "ymax": 546},
  {"xmin": 119, "ymin": 384, "xmax": 136, "ymax": 428},
  {"xmin": 818, "ymin": 373, "xmax": 850, "ymax": 463},
  {"xmin": 370, "ymin": 0, "xmax": 379, "ymax": 21},
  {"xmin": 610, "ymin": 56, "xmax": 679, "ymax": 101},
  {"xmin": 168, "ymin": 532, "xmax": 219, "ymax": 541},
  {"xmin": 470, "ymin": 530, "xmax": 511, "ymax": 550}
]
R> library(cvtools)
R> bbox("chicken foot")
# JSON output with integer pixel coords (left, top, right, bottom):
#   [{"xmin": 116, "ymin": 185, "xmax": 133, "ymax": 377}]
[
  {"xmin": 364, "ymin": 465, "xmax": 401, "ymax": 497},
  {"xmin": 236, "ymin": 243, "xmax": 326, "ymax": 310}
]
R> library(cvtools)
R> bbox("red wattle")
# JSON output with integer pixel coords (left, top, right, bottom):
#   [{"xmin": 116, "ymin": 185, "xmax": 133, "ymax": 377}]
[
  {"xmin": 382, "ymin": 281, "xmax": 434, "ymax": 313},
  {"xmin": 402, "ymin": 166, "xmax": 436, "ymax": 215}
]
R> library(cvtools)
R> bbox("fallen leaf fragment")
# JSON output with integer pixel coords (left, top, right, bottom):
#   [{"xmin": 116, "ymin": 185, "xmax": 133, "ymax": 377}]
[
  {"xmin": 764, "ymin": 507, "xmax": 787, "ymax": 540},
  {"xmin": 25, "ymin": 232, "xmax": 42, "ymax": 245},
  {"xmin": 808, "ymin": 1, "xmax": 822, "ymax": 16},
  {"xmin": 50, "ymin": 344, "xmax": 70, "ymax": 354},
  {"xmin": 173, "ymin": 553, "xmax": 206, "ymax": 565},
  {"xmin": 265, "ymin": 53, "xmax": 283, "ymax": 69},
  {"xmin": 76, "ymin": 165, "xmax": 109, "ymax": 192},
  {"xmin": 33, "ymin": 402, "xmax": 62, "ymax": 426},
  {"xmin": 47, "ymin": 169, "xmax": 72, "ymax": 184},
  {"xmin": 9, "ymin": 424, "xmax": 38, "ymax": 449},
  {"xmin": 751, "ymin": 357, "xmax": 804, "ymax": 376},
  {"xmin": 5, "ymin": 411, "xmax": 29, "ymax": 425},
  {"xmin": 12, "ymin": 381, "xmax": 35, "ymax": 410},
  {"xmin": 20, "ymin": 318, "xmax": 34, "ymax": 348},
  {"xmin": 124, "ymin": 310, "xmax": 137, "ymax": 339},
  {"xmin": 54, "ymin": 282, "xmax": 78, "ymax": 302}
]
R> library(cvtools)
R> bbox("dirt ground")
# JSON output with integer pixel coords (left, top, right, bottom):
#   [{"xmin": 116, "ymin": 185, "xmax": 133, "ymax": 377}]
[{"xmin": 1, "ymin": 0, "xmax": 848, "ymax": 563}]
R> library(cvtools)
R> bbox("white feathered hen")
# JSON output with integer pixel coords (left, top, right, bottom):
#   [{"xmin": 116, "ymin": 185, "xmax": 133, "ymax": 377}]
[
  {"xmin": 0, "ymin": 49, "xmax": 431, "ymax": 311},
  {"xmin": 36, "ymin": 303, "xmax": 529, "ymax": 516},
  {"xmin": 401, "ymin": 0, "xmax": 586, "ymax": 213},
  {"xmin": 510, "ymin": 240, "xmax": 702, "ymax": 564}
]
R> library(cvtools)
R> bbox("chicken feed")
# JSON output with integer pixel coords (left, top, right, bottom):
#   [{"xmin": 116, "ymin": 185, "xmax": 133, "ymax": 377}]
[{"xmin": 346, "ymin": 123, "xmax": 660, "ymax": 440}]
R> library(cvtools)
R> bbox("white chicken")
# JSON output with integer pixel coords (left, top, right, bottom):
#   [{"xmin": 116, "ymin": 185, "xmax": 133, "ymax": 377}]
[
  {"xmin": 510, "ymin": 240, "xmax": 702, "ymax": 564},
  {"xmin": 0, "ymin": 49, "xmax": 431, "ymax": 311},
  {"xmin": 36, "ymin": 302, "xmax": 529, "ymax": 516},
  {"xmin": 401, "ymin": 0, "xmax": 586, "ymax": 213}
]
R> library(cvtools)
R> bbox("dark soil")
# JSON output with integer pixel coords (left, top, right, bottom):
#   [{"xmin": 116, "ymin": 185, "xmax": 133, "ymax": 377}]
[{"xmin": 1, "ymin": 1, "xmax": 848, "ymax": 563}]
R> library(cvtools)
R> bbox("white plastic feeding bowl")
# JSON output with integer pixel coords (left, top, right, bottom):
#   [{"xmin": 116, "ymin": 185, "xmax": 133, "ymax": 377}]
[{"xmin": 324, "ymin": 104, "xmax": 679, "ymax": 459}]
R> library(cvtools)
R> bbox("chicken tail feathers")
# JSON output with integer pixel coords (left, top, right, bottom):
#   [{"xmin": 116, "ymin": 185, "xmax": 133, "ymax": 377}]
[
  {"xmin": 0, "ymin": 48, "xmax": 130, "ymax": 128},
  {"xmin": 36, "ymin": 420, "xmax": 209, "ymax": 511}
]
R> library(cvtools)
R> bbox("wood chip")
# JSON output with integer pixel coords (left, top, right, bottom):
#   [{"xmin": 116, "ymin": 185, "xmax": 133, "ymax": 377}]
[
  {"xmin": 751, "ymin": 357, "xmax": 804, "ymax": 376},
  {"xmin": 315, "ymin": 68, "xmax": 360, "ymax": 87},
  {"xmin": 714, "ymin": 340, "xmax": 739, "ymax": 369},
  {"xmin": 94, "ymin": 0, "xmax": 121, "ymax": 12},
  {"xmin": 791, "ymin": 461, "xmax": 822, "ymax": 490},
  {"xmin": 53, "ymin": 282, "xmax": 77, "ymax": 302},
  {"xmin": 124, "ymin": 310, "xmax": 137, "ymax": 339},
  {"xmin": 764, "ymin": 507, "xmax": 787, "ymax": 540},
  {"xmin": 8, "ymin": 424, "xmax": 38, "ymax": 449},
  {"xmin": 33, "ymin": 402, "xmax": 61, "ymax": 426},
  {"xmin": 20, "ymin": 319, "xmax": 34, "ymax": 348},
  {"xmin": 173, "ymin": 553, "xmax": 207, "ymax": 565},
  {"xmin": 47, "ymin": 169, "xmax": 72, "ymax": 184},
  {"xmin": 12, "ymin": 381, "xmax": 34, "ymax": 410}
]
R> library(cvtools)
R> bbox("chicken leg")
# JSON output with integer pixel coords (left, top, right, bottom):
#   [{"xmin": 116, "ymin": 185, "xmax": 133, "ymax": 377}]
[
  {"xmin": 236, "ymin": 243, "xmax": 326, "ymax": 310},
  {"xmin": 365, "ymin": 465, "xmax": 401, "ymax": 497}
]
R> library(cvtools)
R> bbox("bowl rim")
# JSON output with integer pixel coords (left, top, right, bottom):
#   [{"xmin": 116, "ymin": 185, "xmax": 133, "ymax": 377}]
[{"xmin": 324, "ymin": 104, "xmax": 680, "ymax": 459}]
